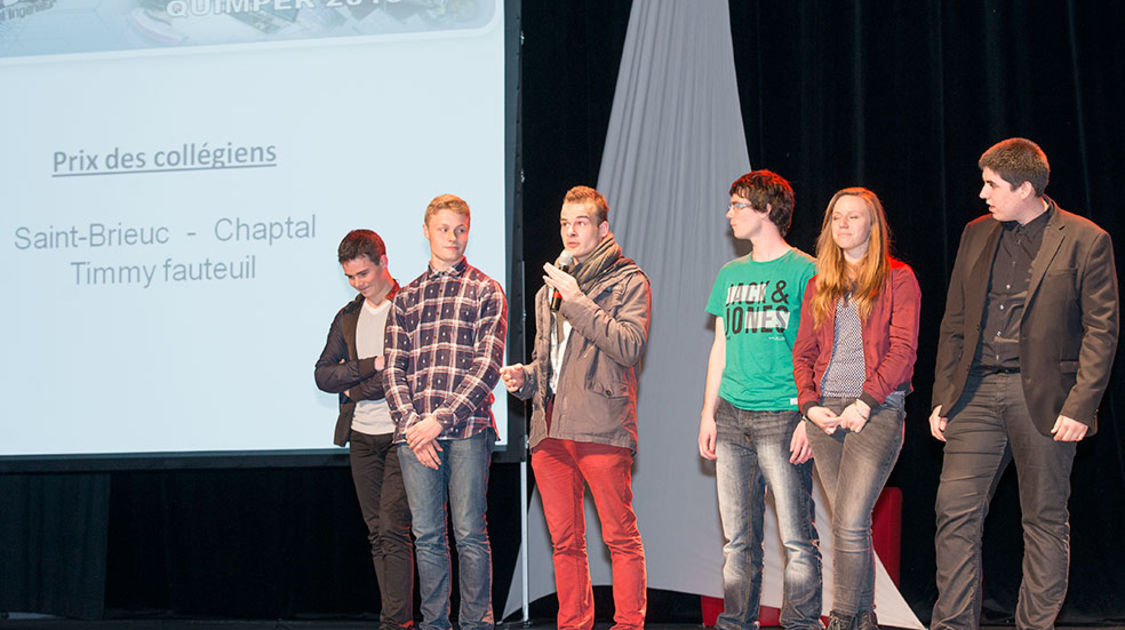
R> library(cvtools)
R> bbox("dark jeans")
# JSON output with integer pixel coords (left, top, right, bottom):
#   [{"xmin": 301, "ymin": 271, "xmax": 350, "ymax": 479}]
[
  {"xmin": 806, "ymin": 395, "xmax": 904, "ymax": 617},
  {"xmin": 932, "ymin": 372, "xmax": 1076, "ymax": 630},
  {"xmin": 714, "ymin": 398, "xmax": 823, "ymax": 630},
  {"xmin": 350, "ymin": 430, "xmax": 415, "ymax": 630}
]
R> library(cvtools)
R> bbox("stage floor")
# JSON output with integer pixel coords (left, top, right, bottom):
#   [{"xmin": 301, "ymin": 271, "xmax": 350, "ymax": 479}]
[{"xmin": 3, "ymin": 619, "xmax": 1125, "ymax": 630}]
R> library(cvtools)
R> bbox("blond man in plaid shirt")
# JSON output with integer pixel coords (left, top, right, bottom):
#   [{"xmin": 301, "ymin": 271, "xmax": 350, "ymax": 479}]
[{"xmin": 385, "ymin": 194, "xmax": 507, "ymax": 630}]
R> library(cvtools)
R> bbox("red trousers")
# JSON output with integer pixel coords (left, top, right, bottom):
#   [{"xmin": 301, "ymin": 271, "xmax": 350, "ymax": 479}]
[{"xmin": 532, "ymin": 438, "xmax": 647, "ymax": 630}]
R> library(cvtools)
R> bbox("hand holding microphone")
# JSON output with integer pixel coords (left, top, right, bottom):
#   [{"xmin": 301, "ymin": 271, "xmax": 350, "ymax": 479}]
[{"xmin": 545, "ymin": 250, "xmax": 578, "ymax": 310}]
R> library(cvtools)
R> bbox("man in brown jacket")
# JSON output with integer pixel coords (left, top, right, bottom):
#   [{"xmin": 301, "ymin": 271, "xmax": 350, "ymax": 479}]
[
  {"xmin": 501, "ymin": 185, "xmax": 651, "ymax": 630},
  {"xmin": 930, "ymin": 138, "xmax": 1119, "ymax": 630}
]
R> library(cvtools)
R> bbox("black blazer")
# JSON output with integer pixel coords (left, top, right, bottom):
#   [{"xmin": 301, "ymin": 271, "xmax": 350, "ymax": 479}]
[{"xmin": 932, "ymin": 198, "xmax": 1118, "ymax": 435}]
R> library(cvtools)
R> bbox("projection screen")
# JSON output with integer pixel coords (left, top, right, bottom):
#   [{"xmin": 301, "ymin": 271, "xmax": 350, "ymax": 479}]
[{"xmin": 0, "ymin": 0, "xmax": 516, "ymax": 467}]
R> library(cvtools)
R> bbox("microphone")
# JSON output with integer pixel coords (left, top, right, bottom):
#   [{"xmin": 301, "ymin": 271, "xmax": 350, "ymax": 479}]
[{"xmin": 549, "ymin": 250, "xmax": 574, "ymax": 312}]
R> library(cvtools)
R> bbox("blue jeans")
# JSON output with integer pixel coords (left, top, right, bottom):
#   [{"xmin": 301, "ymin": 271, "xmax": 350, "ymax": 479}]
[
  {"xmin": 805, "ymin": 395, "xmax": 904, "ymax": 617},
  {"xmin": 714, "ymin": 398, "xmax": 823, "ymax": 630},
  {"xmin": 398, "ymin": 433, "xmax": 494, "ymax": 630}
]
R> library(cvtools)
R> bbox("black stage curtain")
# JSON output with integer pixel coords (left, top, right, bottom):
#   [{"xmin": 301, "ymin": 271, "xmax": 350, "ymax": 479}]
[
  {"xmin": 517, "ymin": 0, "xmax": 635, "ymax": 288},
  {"xmin": 521, "ymin": 0, "xmax": 1125, "ymax": 624},
  {"xmin": 109, "ymin": 464, "xmax": 520, "ymax": 619},
  {"xmin": 4, "ymin": 1, "xmax": 1124, "ymax": 625},
  {"xmin": 0, "ymin": 473, "xmax": 110, "ymax": 620}
]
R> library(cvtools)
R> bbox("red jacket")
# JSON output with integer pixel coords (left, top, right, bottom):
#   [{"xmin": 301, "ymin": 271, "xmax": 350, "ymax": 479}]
[{"xmin": 792, "ymin": 259, "xmax": 921, "ymax": 416}]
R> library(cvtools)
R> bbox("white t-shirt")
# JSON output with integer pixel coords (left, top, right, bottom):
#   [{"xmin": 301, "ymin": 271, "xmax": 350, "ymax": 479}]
[
  {"xmin": 549, "ymin": 315, "xmax": 573, "ymax": 395},
  {"xmin": 352, "ymin": 298, "xmax": 395, "ymax": 436}
]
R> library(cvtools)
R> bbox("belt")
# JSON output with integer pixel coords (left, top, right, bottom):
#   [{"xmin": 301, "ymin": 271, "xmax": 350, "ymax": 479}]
[{"xmin": 976, "ymin": 366, "xmax": 1020, "ymax": 375}]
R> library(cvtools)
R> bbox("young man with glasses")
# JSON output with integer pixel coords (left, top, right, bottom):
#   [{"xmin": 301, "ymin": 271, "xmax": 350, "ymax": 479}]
[{"xmin": 698, "ymin": 170, "xmax": 823, "ymax": 630}]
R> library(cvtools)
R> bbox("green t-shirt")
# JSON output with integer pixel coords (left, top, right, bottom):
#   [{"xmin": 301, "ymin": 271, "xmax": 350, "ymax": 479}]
[{"xmin": 705, "ymin": 248, "xmax": 816, "ymax": 410}]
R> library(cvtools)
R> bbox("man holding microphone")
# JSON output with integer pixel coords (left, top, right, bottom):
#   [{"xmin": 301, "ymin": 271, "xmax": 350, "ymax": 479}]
[{"xmin": 501, "ymin": 185, "xmax": 652, "ymax": 630}]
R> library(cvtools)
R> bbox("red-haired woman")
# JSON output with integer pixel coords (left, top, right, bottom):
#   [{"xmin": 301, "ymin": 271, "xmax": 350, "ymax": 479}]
[{"xmin": 792, "ymin": 188, "xmax": 921, "ymax": 630}]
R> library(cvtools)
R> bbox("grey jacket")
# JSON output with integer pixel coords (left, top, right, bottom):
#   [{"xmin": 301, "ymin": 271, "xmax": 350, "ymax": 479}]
[{"xmin": 514, "ymin": 259, "xmax": 651, "ymax": 451}]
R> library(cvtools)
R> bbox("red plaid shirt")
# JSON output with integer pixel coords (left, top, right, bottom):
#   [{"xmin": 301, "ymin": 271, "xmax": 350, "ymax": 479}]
[{"xmin": 384, "ymin": 257, "xmax": 507, "ymax": 442}]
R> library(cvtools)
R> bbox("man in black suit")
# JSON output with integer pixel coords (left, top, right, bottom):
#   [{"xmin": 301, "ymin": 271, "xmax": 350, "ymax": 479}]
[{"xmin": 930, "ymin": 138, "xmax": 1118, "ymax": 630}]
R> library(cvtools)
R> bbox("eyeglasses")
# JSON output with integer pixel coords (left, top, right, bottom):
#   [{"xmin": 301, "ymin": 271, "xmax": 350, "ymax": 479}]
[{"xmin": 727, "ymin": 202, "xmax": 755, "ymax": 211}]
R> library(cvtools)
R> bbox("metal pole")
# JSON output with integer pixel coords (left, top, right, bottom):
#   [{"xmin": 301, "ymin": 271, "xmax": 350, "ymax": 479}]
[{"xmin": 520, "ymin": 457, "xmax": 530, "ymax": 624}]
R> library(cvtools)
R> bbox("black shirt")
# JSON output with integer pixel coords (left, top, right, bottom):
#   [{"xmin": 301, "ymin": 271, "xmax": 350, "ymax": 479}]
[{"xmin": 974, "ymin": 206, "xmax": 1053, "ymax": 371}]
